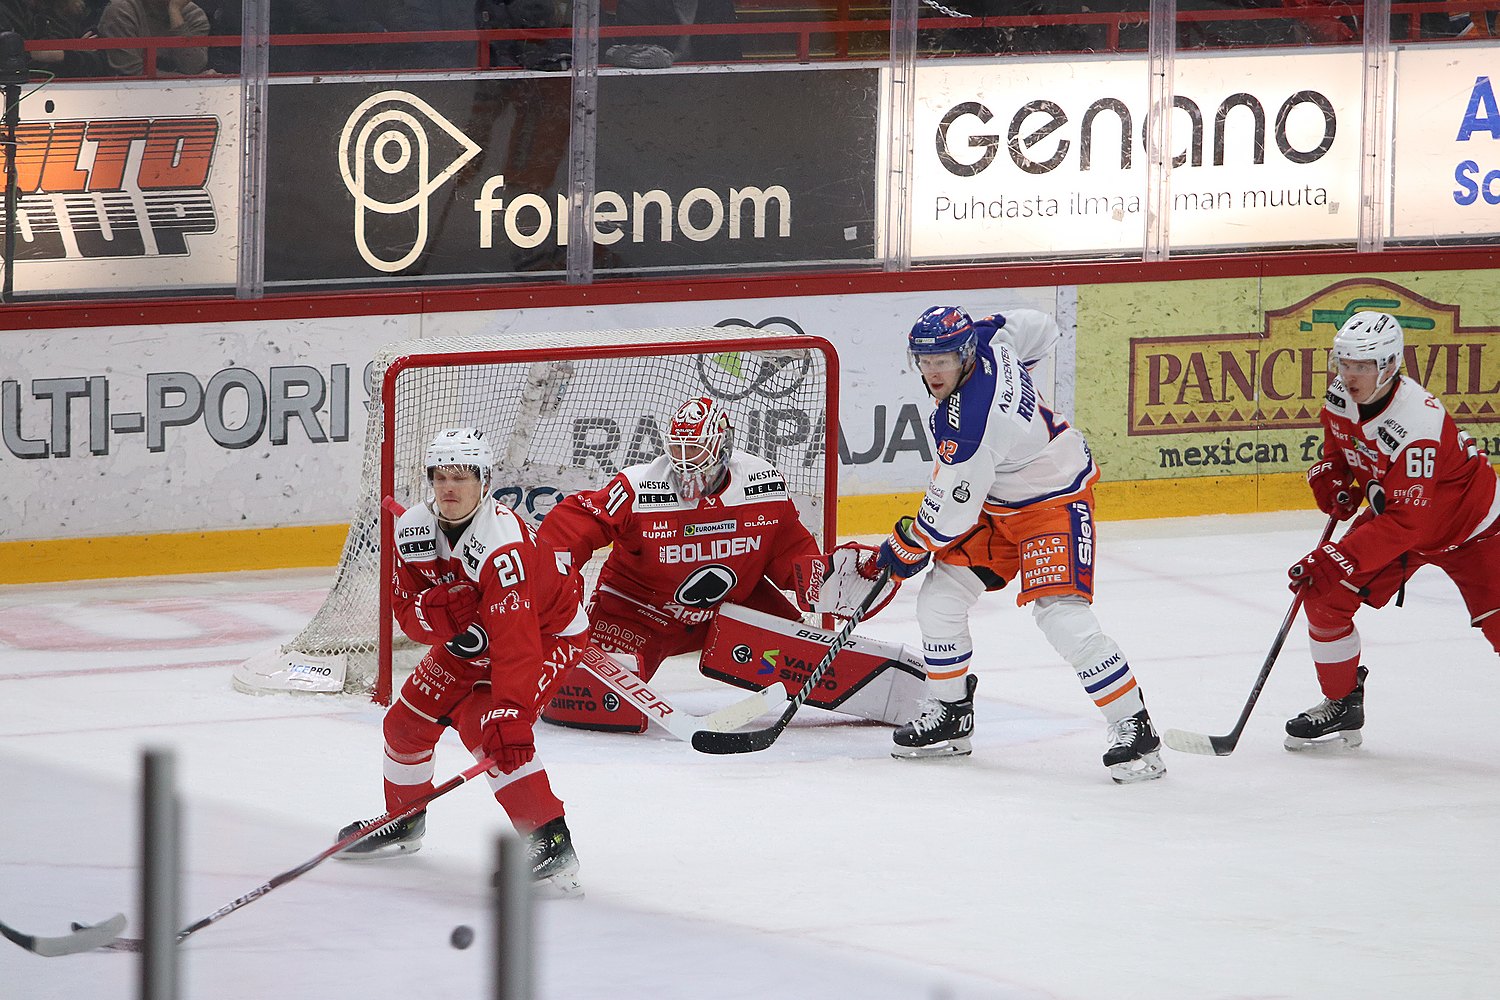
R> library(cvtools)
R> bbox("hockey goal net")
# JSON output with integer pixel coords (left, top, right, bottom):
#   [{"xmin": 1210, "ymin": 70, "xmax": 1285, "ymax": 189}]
[{"xmin": 233, "ymin": 326, "xmax": 839, "ymax": 703}]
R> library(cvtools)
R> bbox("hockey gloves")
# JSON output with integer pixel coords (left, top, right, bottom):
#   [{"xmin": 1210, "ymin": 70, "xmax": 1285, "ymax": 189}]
[
  {"xmin": 414, "ymin": 582, "xmax": 480, "ymax": 641},
  {"xmin": 1307, "ymin": 460, "xmax": 1360, "ymax": 520},
  {"xmin": 794, "ymin": 542, "xmax": 900, "ymax": 619},
  {"xmin": 1288, "ymin": 542, "xmax": 1363, "ymax": 598},
  {"xmin": 877, "ymin": 516, "xmax": 933, "ymax": 580},
  {"xmin": 479, "ymin": 707, "xmax": 536, "ymax": 774}
]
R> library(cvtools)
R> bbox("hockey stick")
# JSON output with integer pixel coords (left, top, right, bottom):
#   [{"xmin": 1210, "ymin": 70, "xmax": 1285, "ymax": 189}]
[
  {"xmin": 0, "ymin": 913, "xmax": 127, "ymax": 958},
  {"xmin": 576, "ymin": 643, "xmax": 787, "ymax": 740},
  {"xmin": 1163, "ymin": 512, "xmax": 1341, "ymax": 756},
  {"xmin": 84, "ymin": 757, "xmax": 496, "ymax": 953},
  {"xmin": 692, "ymin": 566, "xmax": 894, "ymax": 755}
]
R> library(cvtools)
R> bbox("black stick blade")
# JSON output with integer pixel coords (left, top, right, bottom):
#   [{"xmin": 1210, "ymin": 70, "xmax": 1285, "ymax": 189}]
[{"xmin": 691, "ymin": 720, "xmax": 784, "ymax": 755}]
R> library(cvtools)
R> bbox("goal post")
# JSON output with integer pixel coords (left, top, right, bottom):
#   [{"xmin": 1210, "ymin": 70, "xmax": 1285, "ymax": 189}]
[{"xmin": 233, "ymin": 326, "xmax": 840, "ymax": 704}]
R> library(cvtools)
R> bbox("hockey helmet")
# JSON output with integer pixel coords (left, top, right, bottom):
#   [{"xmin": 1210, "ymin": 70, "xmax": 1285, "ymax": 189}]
[
  {"xmin": 1332, "ymin": 311, "xmax": 1403, "ymax": 395},
  {"xmin": 666, "ymin": 396, "xmax": 734, "ymax": 499},
  {"xmin": 425, "ymin": 428, "xmax": 493, "ymax": 488},
  {"xmin": 909, "ymin": 306, "xmax": 977, "ymax": 367}
]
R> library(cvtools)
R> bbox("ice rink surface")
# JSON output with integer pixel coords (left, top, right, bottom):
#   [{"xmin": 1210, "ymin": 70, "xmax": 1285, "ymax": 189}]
[{"xmin": 2, "ymin": 509, "xmax": 1497, "ymax": 1000}]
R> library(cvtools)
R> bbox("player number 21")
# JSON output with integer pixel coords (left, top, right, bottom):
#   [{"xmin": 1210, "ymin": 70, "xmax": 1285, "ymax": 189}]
[
  {"xmin": 1405, "ymin": 447, "xmax": 1436, "ymax": 479},
  {"xmin": 494, "ymin": 551, "xmax": 526, "ymax": 587}
]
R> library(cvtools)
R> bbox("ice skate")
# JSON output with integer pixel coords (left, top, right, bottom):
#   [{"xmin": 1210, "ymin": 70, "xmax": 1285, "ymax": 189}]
[
  {"xmin": 892, "ymin": 674, "xmax": 977, "ymax": 760},
  {"xmin": 1285, "ymin": 667, "xmax": 1366, "ymax": 751},
  {"xmin": 1103, "ymin": 709, "xmax": 1166, "ymax": 783},
  {"xmin": 527, "ymin": 817, "xmax": 584, "ymax": 898},
  {"xmin": 335, "ymin": 810, "xmax": 425, "ymax": 860}
]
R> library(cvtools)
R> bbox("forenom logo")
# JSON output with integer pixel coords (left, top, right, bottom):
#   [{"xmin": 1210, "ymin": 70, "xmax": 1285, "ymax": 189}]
[{"xmin": 338, "ymin": 91, "xmax": 482, "ymax": 273}]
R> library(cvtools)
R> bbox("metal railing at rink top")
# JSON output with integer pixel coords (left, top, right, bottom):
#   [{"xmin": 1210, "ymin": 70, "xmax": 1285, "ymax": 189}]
[{"xmin": 19, "ymin": 0, "xmax": 1500, "ymax": 79}]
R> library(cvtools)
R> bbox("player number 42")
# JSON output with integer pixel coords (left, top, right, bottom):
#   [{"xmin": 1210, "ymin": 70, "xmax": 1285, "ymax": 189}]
[{"xmin": 1405, "ymin": 446, "xmax": 1436, "ymax": 479}]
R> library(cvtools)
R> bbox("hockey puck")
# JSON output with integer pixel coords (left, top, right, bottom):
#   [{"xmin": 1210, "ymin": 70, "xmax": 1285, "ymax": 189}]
[{"xmin": 450, "ymin": 925, "xmax": 474, "ymax": 950}]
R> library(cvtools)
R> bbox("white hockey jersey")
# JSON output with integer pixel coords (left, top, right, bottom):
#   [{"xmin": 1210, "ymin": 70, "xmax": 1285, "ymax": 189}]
[{"xmin": 910, "ymin": 310, "xmax": 1099, "ymax": 550}]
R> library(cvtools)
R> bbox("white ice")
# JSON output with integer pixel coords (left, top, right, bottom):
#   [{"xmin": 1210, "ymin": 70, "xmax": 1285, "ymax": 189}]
[{"xmin": 2, "ymin": 510, "xmax": 1497, "ymax": 1000}]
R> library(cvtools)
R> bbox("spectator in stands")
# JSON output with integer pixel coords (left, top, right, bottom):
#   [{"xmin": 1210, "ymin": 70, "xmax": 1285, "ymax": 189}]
[
  {"xmin": 604, "ymin": 0, "xmax": 739, "ymax": 68},
  {"xmin": 477, "ymin": 0, "xmax": 571, "ymax": 71},
  {"xmin": 96, "ymin": 0, "xmax": 210, "ymax": 75},
  {"xmin": 0, "ymin": 0, "xmax": 108, "ymax": 76},
  {"xmin": 269, "ymin": 0, "xmax": 391, "ymax": 72}
]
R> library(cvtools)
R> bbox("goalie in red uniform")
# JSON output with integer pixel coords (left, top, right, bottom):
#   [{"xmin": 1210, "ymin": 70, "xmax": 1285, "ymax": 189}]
[
  {"xmin": 536, "ymin": 395, "xmax": 907, "ymax": 733},
  {"xmin": 1286, "ymin": 311, "xmax": 1500, "ymax": 750},
  {"xmin": 336, "ymin": 428, "xmax": 591, "ymax": 896}
]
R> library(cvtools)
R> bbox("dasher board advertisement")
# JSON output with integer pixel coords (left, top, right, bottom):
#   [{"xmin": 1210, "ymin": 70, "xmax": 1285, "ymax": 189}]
[
  {"xmin": 263, "ymin": 70, "xmax": 879, "ymax": 285},
  {"xmin": 909, "ymin": 50, "xmax": 1363, "ymax": 260},
  {"xmin": 1391, "ymin": 45, "xmax": 1500, "ymax": 241},
  {"xmin": 0, "ymin": 81, "xmax": 240, "ymax": 294}
]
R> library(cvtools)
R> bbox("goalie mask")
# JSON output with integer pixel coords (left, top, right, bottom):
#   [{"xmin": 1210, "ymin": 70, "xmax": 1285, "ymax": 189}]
[
  {"xmin": 666, "ymin": 396, "xmax": 733, "ymax": 500},
  {"xmin": 425, "ymin": 427, "xmax": 493, "ymax": 523},
  {"xmin": 1332, "ymin": 311, "xmax": 1404, "ymax": 402}
]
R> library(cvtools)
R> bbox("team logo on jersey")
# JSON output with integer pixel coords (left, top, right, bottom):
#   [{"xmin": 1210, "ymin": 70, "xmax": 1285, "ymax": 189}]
[
  {"xmin": 445, "ymin": 624, "xmax": 489, "ymax": 661},
  {"xmin": 674, "ymin": 565, "xmax": 738, "ymax": 608},
  {"xmin": 684, "ymin": 519, "xmax": 737, "ymax": 537},
  {"xmin": 952, "ymin": 481, "xmax": 972, "ymax": 503}
]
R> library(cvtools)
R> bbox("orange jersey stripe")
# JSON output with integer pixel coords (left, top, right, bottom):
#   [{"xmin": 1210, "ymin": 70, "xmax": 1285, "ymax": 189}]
[{"xmin": 1095, "ymin": 677, "xmax": 1138, "ymax": 707}]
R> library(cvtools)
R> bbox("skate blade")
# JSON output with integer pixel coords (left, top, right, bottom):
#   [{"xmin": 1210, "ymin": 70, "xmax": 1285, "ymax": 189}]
[
  {"xmin": 533, "ymin": 874, "xmax": 585, "ymax": 899},
  {"xmin": 334, "ymin": 840, "xmax": 423, "ymax": 862},
  {"xmin": 1108, "ymin": 750, "xmax": 1166, "ymax": 784},
  {"xmin": 1284, "ymin": 730, "xmax": 1363, "ymax": 752},
  {"xmin": 891, "ymin": 738, "xmax": 972, "ymax": 761}
]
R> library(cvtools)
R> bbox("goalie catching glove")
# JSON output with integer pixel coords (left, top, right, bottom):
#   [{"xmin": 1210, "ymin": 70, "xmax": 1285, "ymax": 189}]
[{"xmin": 794, "ymin": 542, "xmax": 900, "ymax": 620}]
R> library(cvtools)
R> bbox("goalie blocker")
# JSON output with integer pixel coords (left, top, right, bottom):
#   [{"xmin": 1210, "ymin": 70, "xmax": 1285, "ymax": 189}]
[{"xmin": 701, "ymin": 604, "xmax": 925, "ymax": 725}]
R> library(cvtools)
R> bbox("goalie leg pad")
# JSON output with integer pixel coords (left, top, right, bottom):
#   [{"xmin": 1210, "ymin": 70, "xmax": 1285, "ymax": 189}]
[{"xmin": 701, "ymin": 604, "xmax": 925, "ymax": 725}]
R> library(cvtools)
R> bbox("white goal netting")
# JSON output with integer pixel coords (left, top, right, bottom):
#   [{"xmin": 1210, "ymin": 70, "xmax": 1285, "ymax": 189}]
[{"xmin": 234, "ymin": 326, "xmax": 836, "ymax": 702}]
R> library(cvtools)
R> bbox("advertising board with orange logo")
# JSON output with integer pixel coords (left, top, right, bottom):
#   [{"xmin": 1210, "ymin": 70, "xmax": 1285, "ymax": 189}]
[{"xmin": 1074, "ymin": 274, "xmax": 1500, "ymax": 502}]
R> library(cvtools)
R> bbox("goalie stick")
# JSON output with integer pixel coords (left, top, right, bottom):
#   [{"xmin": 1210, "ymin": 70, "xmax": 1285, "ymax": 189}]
[
  {"xmin": 383, "ymin": 496, "xmax": 786, "ymax": 741},
  {"xmin": 80, "ymin": 758, "xmax": 496, "ymax": 953},
  {"xmin": 575, "ymin": 643, "xmax": 787, "ymax": 740},
  {"xmin": 0, "ymin": 913, "xmax": 127, "ymax": 958},
  {"xmin": 1163, "ymin": 511, "xmax": 1341, "ymax": 756},
  {"xmin": 692, "ymin": 566, "xmax": 893, "ymax": 755}
]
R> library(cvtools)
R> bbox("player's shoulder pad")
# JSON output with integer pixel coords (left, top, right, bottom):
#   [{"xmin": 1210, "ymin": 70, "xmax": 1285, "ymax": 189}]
[
  {"xmin": 929, "ymin": 347, "xmax": 998, "ymax": 465},
  {"xmin": 1322, "ymin": 376, "xmax": 1356, "ymax": 418},
  {"xmin": 455, "ymin": 500, "xmax": 530, "ymax": 582},
  {"xmin": 1374, "ymin": 377, "xmax": 1446, "ymax": 455},
  {"xmin": 622, "ymin": 455, "xmax": 687, "ymax": 511},
  {"xmin": 722, "ymin": 452, "xmax": 790, "ymax": 504},
  {"xmin": 394, "ymin": 505, "xmax": 438, "ymax": 562}
]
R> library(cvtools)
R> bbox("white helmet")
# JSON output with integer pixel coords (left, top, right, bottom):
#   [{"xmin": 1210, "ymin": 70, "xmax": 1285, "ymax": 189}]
[
  {"xmin": 425, "ymin": 428, "xmax": 493, "ymax": 507},
  {"xmin": 666, "ymin": 396, "xmax": 733, "ymax": 500},
  {"xmin": 1332, "ymin": 311, "xmax": 1403, "ymax": 394}
]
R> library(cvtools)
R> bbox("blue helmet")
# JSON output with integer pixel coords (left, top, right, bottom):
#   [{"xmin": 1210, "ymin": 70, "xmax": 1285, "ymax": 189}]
[{"xmin": 909, "ymin": 306, "xmax": 977, "ymax": 365}]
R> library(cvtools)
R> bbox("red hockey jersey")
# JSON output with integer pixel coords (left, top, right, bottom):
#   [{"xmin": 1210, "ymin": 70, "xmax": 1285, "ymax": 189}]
[
  {"xmin": 536, "ymin": 452, "xmax": 821, "ymax": 625},
  {"xmin": 1321, "ymin": 374, "xmax": 1500, "ymax": 571},
  {"xmin": 392, "ymin": 498, "xmax": 587, "ymax": 713}
]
